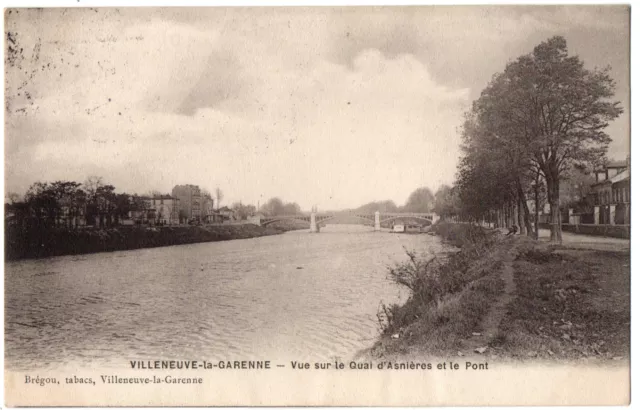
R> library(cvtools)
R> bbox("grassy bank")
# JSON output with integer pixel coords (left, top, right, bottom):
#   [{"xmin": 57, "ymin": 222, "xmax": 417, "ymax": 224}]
[
  {"xmin": 368, "ymin": 222, "xmax": 630, "ymax": 363},
  {"xmin": 493, "ymin": 244, "xmax": 630, "ymax": 361},
  {"xmin": 5, "ymin": 223, "xmax": 305, "ymax": 261},
  {"xmin": 369, "ymin": 222, "xmax": 506, "ymax": 358}
]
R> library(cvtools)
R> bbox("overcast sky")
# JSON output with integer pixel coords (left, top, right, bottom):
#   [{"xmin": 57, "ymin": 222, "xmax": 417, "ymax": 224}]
[{"xmin": 4, "ymin": 6, "xmax": 630, "ymax": 210}]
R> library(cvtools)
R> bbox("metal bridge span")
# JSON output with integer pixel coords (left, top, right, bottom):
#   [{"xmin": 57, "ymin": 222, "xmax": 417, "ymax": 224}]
[{"xmin": 258, "ymin": 211, "xmax": 439, "ymax": 232}]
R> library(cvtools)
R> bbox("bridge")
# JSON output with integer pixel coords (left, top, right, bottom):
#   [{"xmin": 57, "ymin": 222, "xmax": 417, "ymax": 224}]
[{"xmin": 258, "ymin": 211, "xmax": 439, "ymax": 232}]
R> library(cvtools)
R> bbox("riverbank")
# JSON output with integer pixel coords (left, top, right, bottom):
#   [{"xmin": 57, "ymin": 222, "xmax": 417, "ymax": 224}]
[
  {"xmin": 367, "ymin": 222, "xmax": 630, "ymax": 364},
  {"xmin": 5, "ymin": 223, "xmax": 306, "ymax": 261}
]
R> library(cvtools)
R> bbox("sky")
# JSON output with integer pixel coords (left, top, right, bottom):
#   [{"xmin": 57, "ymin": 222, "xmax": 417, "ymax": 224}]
[{"xmin": 4, "ymin": 6, "xmax": 630, "ymax": 211}]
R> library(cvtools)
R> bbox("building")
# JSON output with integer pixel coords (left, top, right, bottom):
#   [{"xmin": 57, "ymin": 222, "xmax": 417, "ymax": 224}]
[
  {"xmin": 591, "ymin": 160, "xmax": 630, "ymax": 225},
  {"xmin": 146, "ymin": 195, "xmax": 180, "ymax": 225},
  {"xmin": 218, "ymin": 206, "xmax": 236, "ymax": 221},
  {"xmin": 201, "ymin": 195, "xmax": 216, "ymax": 223},
  {"xmin": 171, "ymin": 185, "xmax": 202, "ymax": 223}
]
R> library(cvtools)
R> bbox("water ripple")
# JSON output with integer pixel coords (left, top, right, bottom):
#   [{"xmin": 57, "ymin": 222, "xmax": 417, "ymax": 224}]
[{"xmin": 5, "ymin": 225, "xmax": 443, "ymax": 370}]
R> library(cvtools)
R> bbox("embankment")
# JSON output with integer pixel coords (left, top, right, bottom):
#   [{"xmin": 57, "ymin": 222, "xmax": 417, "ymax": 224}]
[
  {"xmin": 367, "ymin": 222, "xmax": 629, "ymax": 363},
  {"xmin": 5, "ymin": 223, "xmax": 303, "ymax": 261},
  {"xmin": 368, "ymin": 222, "xmax": 505, "ymax": 359}
]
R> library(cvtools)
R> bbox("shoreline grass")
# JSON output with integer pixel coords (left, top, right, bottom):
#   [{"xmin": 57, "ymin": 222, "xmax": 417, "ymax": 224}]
[
  {"xmin": 369, "ymin": 222, "xmax": 506, "ymax": 358},
  {"xmin": 367, "ymin": 222, "xmax": 630, "ymax": 364}
]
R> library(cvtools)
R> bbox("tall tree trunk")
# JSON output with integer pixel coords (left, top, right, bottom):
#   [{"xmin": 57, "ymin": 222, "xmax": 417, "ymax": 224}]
[
  {"xmin": 517, "ymin": 200, "xmax": 525, "ymax": 235},
  {"xmin": 545, "ymin": 172, "xmax": 563, "ymax": 243},
  {"xmin": 506, "ymin": 203, "xmax": 510, "ymax": 227},
  {"xmin": 516, "ymin": 179, "xmax": 533, "ymax": 236},
  {"xmin": 534, "ymin": 183, "xmax": 539, "ymax": 240}
]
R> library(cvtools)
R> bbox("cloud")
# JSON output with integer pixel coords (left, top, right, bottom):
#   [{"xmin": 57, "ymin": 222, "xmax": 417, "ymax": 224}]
[{"xmin": 4, "ymin": 6, "xmax": 629, "ymax": 210}]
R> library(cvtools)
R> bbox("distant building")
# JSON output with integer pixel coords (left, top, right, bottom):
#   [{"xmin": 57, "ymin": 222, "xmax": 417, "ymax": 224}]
[
  {"xmin": 218, "ymin": 206, "xmax": 236, "ymax": 221},
  {"xmin": 591, "ymin": 160, "xmax": 630, "ymax": 225},
  {"xmin": 201, "ymin": 195, "xmax": 216, "ymax": 223},
  {"xmin": 171, "ymin": 185, "xmax": 202, "ymax": 223},
  {"xmin": 145, "ymin": 195, "xmax": 180, "ymax": 225}
]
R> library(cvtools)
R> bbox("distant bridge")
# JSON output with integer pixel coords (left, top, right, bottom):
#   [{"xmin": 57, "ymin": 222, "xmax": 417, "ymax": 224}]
[{"xmin": 258, "ymin": 211, "xmax": 439, "ymax": 232}]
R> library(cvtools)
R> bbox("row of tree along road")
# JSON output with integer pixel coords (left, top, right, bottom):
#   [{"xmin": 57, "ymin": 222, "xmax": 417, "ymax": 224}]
[{"xmin": 447, "ymin": 36, "xmax": 622, "ymax": 243}]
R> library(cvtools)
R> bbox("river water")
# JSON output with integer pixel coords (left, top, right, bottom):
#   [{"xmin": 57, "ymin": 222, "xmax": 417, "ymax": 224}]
[{"xmin": 5, "ymin": 225, "xmax": 445, "ymax": 370}]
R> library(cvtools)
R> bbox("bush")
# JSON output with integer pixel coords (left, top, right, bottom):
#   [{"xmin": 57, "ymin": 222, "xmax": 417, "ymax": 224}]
[{"xmin": 381, "ymin": 224, "xmax": 502, "ymax": 335}]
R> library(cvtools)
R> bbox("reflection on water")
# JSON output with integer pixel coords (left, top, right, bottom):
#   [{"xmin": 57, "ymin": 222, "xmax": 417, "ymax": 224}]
[{"xmin": 5, "ymin": 225, "xmax": 445, "ymax": 370}]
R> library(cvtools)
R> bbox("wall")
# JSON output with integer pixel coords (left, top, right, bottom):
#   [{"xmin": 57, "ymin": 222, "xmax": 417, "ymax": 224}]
[{"xmin": 539, "ymin": 222, "xmax": 629, "ymax": 239}]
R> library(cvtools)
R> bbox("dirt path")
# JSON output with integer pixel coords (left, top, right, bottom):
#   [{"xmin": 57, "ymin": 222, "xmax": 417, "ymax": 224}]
[{"xmin": 457, "ymin": 239, "xmax": 517, "ymax": 358}]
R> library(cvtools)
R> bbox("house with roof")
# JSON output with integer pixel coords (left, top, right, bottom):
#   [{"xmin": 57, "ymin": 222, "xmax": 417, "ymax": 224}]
[
  {"xmin": 590, "ymin": 159, "xmax": 630, "ymax": 225},
  {"xmin": 146, "ymin": 195, "xmax": 180, "ymax": 225},
  {"xmin": 218, "ymin": 206, "xmax": 236, "ymax": 221}
]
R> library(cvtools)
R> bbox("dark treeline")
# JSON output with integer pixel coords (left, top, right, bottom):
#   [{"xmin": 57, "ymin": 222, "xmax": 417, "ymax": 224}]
[
  {"xmin": 6, "ymin": 176, "xmax": 151, "ymax": 230},
  {"xmin": 5, "ymin": 224, "xmax": 286, "ymax": 261},
  {"xmin": 4, "ymin": 177, "xmax": 304, "ymax": 260},
  {"xmin": 453, "ymin": 36, "xmax": 621, "ymax": 243}
]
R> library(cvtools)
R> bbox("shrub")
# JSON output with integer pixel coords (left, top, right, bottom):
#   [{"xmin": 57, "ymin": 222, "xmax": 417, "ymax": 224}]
[{"xmin": 382, "ymin": 224, "xmax": 502, "ymax": 336}]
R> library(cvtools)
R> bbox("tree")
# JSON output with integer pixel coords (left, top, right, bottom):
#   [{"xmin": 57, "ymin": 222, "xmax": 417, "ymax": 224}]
[
  {"xmin": 83, "ymin": 176, "xmax": 104, "ymax": 200},
  {"xmin": 458, "ymin": 103, "xmax": 536, "ymax": 235},
  {"xmin": 50, "ymin": 181, "xmax": 83, "ymax": 228},
  {"xmin": 356, "ymin": 200, "xmax": 398, "ymax": 213},
  {"xmin": 457, "ymin": 36, "xmax": 621, "ymax": 242},
  {"xmin": 114, "ymin": 193, "xmax": 133, "ymax": 224},
  {"xmin": 5, "ymin": 192, "xmax": 21, "ymax": 204},
  {"xmin": 495, "ymin": 37, "xmax": 620, "ymax": 242},
  {"xmin": 283, "ymin": 202, "xmax": 301, "ymax": 215},
  {"xmin": 433, "ymin": 185, "xmax": 460, "ymax": 219},
  {"xmin": 231, "ymin": 202, "xmax": 257, "ymax": 220},
  {"xmin": 130, "ymin": 194, "xmax": 150, "ymax": 223},
  {"xmin": 457, "ymin": 113, "xmax": 517, "ymax": 226},
  {"xmin": 83, "ymin": 176, "xmax": 104, "ymax": 226},
  {"xmin": 23, "ymin": 180, "xmax": 86, "ymax": 227},
  {"xmin": 559, "ymin": 164, "xmax": 596, "ymax": 208},
  {"xmin": 25, "ymin": 182, "xmax": 59, "ymax": 225},
  {"xmin": 95, "ymin": 184, "xmax": 117, "ymax": 227},
  {"xmin": 260, "ymin": 197, "xmax": 285, "ymax": 216},
  {"xmin": 403, "ymin": 187, "xmax": 435, "ymax": 213},
  {"xmin": 215, "ymin": 187, "xmax": 224, "ymax": 210}
]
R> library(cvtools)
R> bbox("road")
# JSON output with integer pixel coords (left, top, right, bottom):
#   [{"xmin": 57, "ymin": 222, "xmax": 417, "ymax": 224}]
[{"xmin": 536, "ymin": 228, "xmax": 629, "ymax": 252}]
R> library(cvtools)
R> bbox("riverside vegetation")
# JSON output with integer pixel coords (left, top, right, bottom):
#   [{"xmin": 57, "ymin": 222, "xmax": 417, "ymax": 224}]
[
  {"xmin": 5, "ymin": 222, "xmax": 307, "ymax": 261},
  {"xmin": 370, "ymin": 222, "xmax": 629, "ymax": 363}
]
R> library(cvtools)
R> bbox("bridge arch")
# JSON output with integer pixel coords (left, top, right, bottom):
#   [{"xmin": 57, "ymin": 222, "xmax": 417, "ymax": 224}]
[
  {"xmin": 315, "ymin": 214, "xmax": 375, "ymax": 225},
  {"xmin": 379, "ymin": 215, "xmax": 434, "ymax": 226},
  {"xmin": 258, "ymin": 212, "xmax": 438, "ymax": 231},
  {"xmin": 260, "ymin": 215, "xmax": 310, "ymax": 226}
]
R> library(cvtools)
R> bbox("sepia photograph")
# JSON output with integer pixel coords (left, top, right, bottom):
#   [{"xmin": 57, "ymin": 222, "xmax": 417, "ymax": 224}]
[{"xmin": 3, "ymin": 3, "xmax": 631, "ymax": 406}]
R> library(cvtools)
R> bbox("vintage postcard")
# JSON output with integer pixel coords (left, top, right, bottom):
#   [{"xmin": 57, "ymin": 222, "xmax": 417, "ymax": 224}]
[{"xmin": 3, "ymin": 5, "xmax": 630, "ymax": 406}]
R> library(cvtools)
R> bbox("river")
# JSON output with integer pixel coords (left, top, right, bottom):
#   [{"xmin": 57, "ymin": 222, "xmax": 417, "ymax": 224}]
[{"xmin": 5, "ymin": 225, "xmax": 446, "ymax": 370}]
